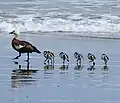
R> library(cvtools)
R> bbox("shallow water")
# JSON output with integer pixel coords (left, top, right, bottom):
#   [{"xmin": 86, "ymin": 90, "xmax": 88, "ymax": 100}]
[{"xmin": 0, "ymin": 35, "xmax": 120, "ymax": 103}]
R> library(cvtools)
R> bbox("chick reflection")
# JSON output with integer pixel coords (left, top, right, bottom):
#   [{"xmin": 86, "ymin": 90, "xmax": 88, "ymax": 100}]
[
  {"xmin": 87, "ymin": 65, "xmax": 95, "ymax": 71},
  {"xmin": 59, "ymin": 64, "xmax": 69, "ymax": 70},
  {"xmin": 101, "ymin": 66, "xmax": 109, "ymax": 71},
  {"xmin": 11, "ymin": 61, "xmax": 38, "ymax": 88},
  {"xmin": 74, "ymin": 64, "xmax": 84, "ymax": 70},
  {"xmin": 44, "ymin": 64, "xmax": 54, "ymax": 70}
]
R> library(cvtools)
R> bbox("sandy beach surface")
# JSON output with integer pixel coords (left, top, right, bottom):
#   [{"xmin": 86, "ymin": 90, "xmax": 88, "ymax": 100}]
[{"xmin": 0, "ymin": 34, "xmax": 120, "ymax": 103}]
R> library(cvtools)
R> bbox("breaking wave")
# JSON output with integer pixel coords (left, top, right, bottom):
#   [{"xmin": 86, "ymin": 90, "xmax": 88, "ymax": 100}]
[{"xmin": 1, "ymin": 14, "xmax": 120, "ymax": 33}]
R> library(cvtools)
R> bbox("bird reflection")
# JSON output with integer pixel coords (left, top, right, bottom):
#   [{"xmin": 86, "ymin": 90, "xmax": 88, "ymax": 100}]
[
  {"xmin": 59, "ymin": 64, "xmax": 69, "ymax": 70},
  {"xmin": 11, "ymin": 61, "xmax": 38, "ymax": 88},
  {"xmin": 101, "ymin": 66, "xmax": 109, "ymax": 71},
  {"xmin": 43, "ymin": 64, "xmax": 54, "ymax": 79},
  {"xmin": 44, "ymin": 64, "xmax": 54, "ymax": 70},
  {"xmin": 87, "ymin": 65, "xmax": 95, "ymax": 71},
  {"xmin": 74, "ymin": 64, "xmax": 84, "ymax": 70}
]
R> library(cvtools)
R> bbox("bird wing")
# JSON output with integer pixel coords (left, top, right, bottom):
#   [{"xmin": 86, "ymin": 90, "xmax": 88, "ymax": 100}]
[
  {"xmin": 18, "ymin": 40, "xmax": 35, "ymax": 51},
  {"xmin": 13, "ymin": 39, "xmax": 33, "ymax": 50},
  {"xmin": 106, "ymin": 56, "xmax": 109, "ymax": 60},
  {"xmin": 93, "ymin": 55, "xmax": 96, "ymax": 59},
  {"xmin": 14, "ymin": 45, "xmax": 25, "ymax": 50},
  {"xmin": 20, "ymin": 40, "xmax": 32, "ymax": 45},
  {"xmin": 19, "ymin": 40, "xmax": 41, "ymax": 53},
  {"xmin": 79, "ymin": 54, "xmax": 84, "ymax": 59},
  {"xmin": 65, "ymin": 54, "xmax": 69, "ymax": 59},
  {"xmin": 12, "ymin": 39, "xmax": 25, "ymax": 50}
]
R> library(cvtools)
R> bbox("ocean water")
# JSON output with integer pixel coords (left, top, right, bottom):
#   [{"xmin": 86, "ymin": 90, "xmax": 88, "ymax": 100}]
[{"xmin": 0, "ymin": 0, "xmax": 120, "ymax": 38}]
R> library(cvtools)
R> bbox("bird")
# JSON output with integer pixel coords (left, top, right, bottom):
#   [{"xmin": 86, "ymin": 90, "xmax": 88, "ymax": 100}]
[
  {"xmin": 9, "ymin": 30, "xmax": 41, "ymax": 61},
  {"xmin": 48, "ymin": 51, "xmax": 55, "ymax": 65},
  {"xmin": 87, "ymin": 53, "xmax": 96, "ymax": 66},
  {"xmin": 74, "ymin": 52, "xmax": 84, "ymax": 65},
  {"xmin": 43, "ymin": 50, "xmax": 55, "ymax": 65},
  {"xmin": 101, "ymin": 54, "xmax": 109, "ymax": 66},
  {"xmin": 59, "ymin": 52, "xmax": 69, "ymax": 65}
]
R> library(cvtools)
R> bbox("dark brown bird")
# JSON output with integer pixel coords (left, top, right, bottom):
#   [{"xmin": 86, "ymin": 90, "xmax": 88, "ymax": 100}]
[{"xmin": 9, "ymin": 30, "xmax": 41, "ymax": 61}]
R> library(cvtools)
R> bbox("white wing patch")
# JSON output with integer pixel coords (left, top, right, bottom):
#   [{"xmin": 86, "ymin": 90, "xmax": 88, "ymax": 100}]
[{"xmin": 15, "ymin": 45, "xmax": 24, "ymax": 50}]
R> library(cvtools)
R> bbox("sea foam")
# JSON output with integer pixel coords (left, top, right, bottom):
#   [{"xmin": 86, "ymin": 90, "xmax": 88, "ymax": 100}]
[{"xmin": 0, "ymin": 14, "xmax": 120, "ymax": 34}]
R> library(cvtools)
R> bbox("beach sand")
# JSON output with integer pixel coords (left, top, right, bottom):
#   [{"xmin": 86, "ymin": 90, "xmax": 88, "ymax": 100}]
[{"xmin": 0, "ymin": 34, "xmax": 120, "ymax": 103}]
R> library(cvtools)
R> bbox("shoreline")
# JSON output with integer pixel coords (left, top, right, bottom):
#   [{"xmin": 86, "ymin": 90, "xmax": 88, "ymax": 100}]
[{"xmin": 3, "ymin": 31, "xmax": 120, "ymax": 41}]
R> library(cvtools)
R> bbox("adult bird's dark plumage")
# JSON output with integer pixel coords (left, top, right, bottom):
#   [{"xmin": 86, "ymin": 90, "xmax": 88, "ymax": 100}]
[{"xmin": 9, "ymin": 30, "xmax": 41, "ymax": 61}]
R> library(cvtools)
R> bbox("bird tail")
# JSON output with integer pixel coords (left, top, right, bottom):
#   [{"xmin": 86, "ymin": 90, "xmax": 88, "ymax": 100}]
[
  {"xmin": 32, "ymin": 46, "xmax": 41, "ymax": 54},
  {"xmin": 36, "ymin": 49, "xmax": 41, "ymax": 54}
]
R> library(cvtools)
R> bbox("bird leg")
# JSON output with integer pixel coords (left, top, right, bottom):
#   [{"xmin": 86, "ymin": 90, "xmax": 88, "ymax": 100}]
[
  {"xmin": 27, "ymin": 53, "xmax": 30, "ymax": 62},
  {"xmin": 50, "ymin": 58, "xmax": 52, "ymax": 65},
  {"xmin": 27, "ymin": 60, "xmax": 30, "ymax": 70},
  {"xmin": 63, "ymin": 60, "xmax": 65, "ymax": 65},
  {"xmin": 24, "ymin": 53, "xmax": 30, "ymax": 62},
  {"xmin": 76, "ymin": 60, "xmax": 79, "ymax": 66},
  {"xmin": 13, "ymin": 53, "xmax": 21, "ymax": 60},
  {"xmin": 47, "ymin": 59, "xmax": 50, "ymax": 65},
  {"xmin": 44, "ymin": 59, "xmax": 47, "ymax": 65},
  {"xmin": 104, "ymin": 61, "xmax": 107, "ymax": 66},
  {"xmin": 52, "ymin": 57, "xmax": 54, "ymax": 66}
]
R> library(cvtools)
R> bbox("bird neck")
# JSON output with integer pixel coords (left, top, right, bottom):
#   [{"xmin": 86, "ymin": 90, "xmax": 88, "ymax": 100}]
[{"xmin": 14, "ymin": 33, "xmax": 18, "ymax": 39}]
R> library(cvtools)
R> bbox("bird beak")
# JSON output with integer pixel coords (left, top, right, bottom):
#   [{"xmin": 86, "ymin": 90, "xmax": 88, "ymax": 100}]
[
  {"xmin": 9, "ymin": 31, "xmax": 14, "ymax": 34},
  {"xmin": 9, "ymin": 32, "xmax": 13, "ymax": 34}
]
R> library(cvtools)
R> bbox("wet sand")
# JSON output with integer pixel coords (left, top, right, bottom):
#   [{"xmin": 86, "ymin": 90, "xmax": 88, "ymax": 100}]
[{"xmin": 0, "ymin": 35, "xmax": 120, "ymax": 103}]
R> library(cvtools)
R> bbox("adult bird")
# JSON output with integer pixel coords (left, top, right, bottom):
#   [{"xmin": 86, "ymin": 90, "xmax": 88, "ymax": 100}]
[
  {"xmin": 101, "ymin": 54, "xmax": 109, "ymax": 66},
  {"xmin": 9, "ymin": 30, "xmax": 41, "ymax": 61}
]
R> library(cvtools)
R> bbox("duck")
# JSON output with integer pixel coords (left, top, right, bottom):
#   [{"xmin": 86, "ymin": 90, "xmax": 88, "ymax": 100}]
[{"xmin": 9, "ymin": 30, "xmax": 41, "ymax": 61}]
